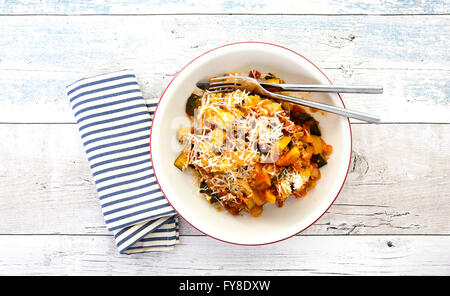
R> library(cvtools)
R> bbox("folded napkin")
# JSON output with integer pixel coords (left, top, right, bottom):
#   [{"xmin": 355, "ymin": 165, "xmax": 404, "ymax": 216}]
[{"xmin": 66, "ymin": 69, "xmax": 179, "ymax": 254}]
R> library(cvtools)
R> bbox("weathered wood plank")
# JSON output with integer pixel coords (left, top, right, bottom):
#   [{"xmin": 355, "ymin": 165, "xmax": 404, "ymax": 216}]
[
  {"xmin": 1, "ymin": 1, "xmax": 447, "ymax": 277},
  {"xmin": 1, "ymin": 0, "xmax": 449, "ymax": 15},
  {"xmin": 1, "ymin": 67, "xmax": 448, "ymax": 123},
  {"xmin": 0, "ymin": 15, "xmax": 448, "ymax": 123},
  {"xmin": 0, "ymin": 123, "xmax": 448, "ymax": 235},
  {"xmin": 0, "ymin": 235, "xmax": 448, "ymax": 275},
  {"xmin": 1, "ymin": 16, "xmax": 447, "ymax": 71}
]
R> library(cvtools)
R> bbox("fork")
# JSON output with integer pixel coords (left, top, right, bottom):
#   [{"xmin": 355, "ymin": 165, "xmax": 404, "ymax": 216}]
[
  {"xmin": 207, "ymin": 76, "xmax": 380, "ymax": 124},
  {"xmin": 197, "ymin": 81, "xmax": 383, "ymax": 94}
]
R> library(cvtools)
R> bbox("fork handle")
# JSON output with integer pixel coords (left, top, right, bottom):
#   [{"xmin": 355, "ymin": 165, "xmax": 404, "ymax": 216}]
[
  {"xmin": 271, "ymin": 93, "xmax": 380, "ymax": 123},
  {"xmin": 262, "ymin": 83, "xmax": 383, "ymax": 94}
]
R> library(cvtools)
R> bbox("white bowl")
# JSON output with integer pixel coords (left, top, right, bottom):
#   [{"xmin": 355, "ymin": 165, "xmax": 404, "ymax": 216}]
[{"xmin": 150, "ymin": 42, "xmax": 352, "ymax": 245}]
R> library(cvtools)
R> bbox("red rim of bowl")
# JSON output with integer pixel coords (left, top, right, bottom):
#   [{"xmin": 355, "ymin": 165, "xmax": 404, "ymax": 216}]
[{"xmin": 149, "ymin": 41, "xmax": 353, "ymax": 246}]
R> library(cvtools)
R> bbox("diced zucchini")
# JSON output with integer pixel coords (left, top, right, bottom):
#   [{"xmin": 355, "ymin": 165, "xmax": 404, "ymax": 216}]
[
  {"xmin": 185, "ymin": 93, "xmax": 201, "ymax": 116},
  {"xmin": 292, "ymin": 111, "xmax": 321, "ymax": 136},
  {"xmin": 199, "ymin": 180, "xmax": 212, "ymax": 194},
  {"xmin": 174, "ymin": 151, "xmax": 189, "ymax": 171},
  {"xmin": 292, "ymin": 111, "xmax": 312, "ymax": 124},
  {"xmin": 264, "ymin": 190, "xmax": 276, "ymax": 204},
  {"xmin": 199, "ymin": 181, "xmax": 219, "ymax": 203},
  {"xmin": 209, "ymin": 195, "xmax": 219, "ymax": 204},
  {"xmin": 311, "ymin": 153, "xmax": 327, "ymax": 168},
  {"xmin": 252, "ymin": 191, "xmax": 266, "ymax": 206},
  {"xmin": 311, "ymin": 135, "xmax": 323, "ymax": 155},
  {"xmin": 277, "ymin": 136, "xmax": 291, "ymax": 152},
  {"xmin": 243, "ymin": 197, "xmax": 255, "ymax": 210},
  {"xmin": 265, "ymin": 136, "xmax": 292, "ymax": 163},
  {"xmin": 309, "ymin": 120, "xmax": 321, "ymax": 136}
]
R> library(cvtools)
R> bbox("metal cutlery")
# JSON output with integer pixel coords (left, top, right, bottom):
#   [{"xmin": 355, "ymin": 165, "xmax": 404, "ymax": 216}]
[
  {"xmin": 202, "ymin": 76, "xmax": 380, "ymax": 124},
  {"xmin": 196, "ymin": 81, "xmax": 383, "ymax": 94}
]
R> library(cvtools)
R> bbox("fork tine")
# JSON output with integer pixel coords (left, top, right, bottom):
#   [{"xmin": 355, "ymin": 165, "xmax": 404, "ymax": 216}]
[
  {"xmin": 209, "ymin": 76, "xmax": 233, "ymax": 81},
  {"xmin": 207, "ymin": 88, "xmax": 236, "ymax": 93},
  {"xmin": 209, "ymin": 80, "xmax": 241, "ymax": 86},
  {"xmin": 208, "ymin": 85, "xmax": 239, "ymax": 91},
  {"xmin": 205, "ymin": 75, "xmax": 249, "ymax": 91},
  {"xmin": 209, "ymin": 75, "xmax": 244, "ymax": 82}
]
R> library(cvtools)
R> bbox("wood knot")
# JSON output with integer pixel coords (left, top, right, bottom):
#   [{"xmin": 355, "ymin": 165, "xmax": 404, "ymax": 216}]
[{"xmin": 350, "ymin": 150, "xmax": 369, "ymax": 177}]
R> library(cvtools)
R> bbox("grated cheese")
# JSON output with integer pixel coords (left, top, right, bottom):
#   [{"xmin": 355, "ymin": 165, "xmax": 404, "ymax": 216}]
[{"xmin": 182, "ymin": 89, "xmax": 308, "ymax": 197}]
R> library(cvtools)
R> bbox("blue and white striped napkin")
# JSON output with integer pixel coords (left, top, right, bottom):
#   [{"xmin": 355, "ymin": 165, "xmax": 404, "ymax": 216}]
[{"xmin": 66, "ymin": 69, "xmax": 179, "ymax": 254}]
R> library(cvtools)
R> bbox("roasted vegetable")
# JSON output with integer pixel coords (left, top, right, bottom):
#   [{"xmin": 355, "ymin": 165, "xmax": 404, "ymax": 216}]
[
  {"xmin": 185, "ymin": 93, "xmax": 201, "ymax": 116},
  {"xmin": 311, "ymin": 153, "xmax": 327, "ymax": 168},
  {"xmin": 264, "ymin": 190, "xmax": 276, "ymax": 204},
  {"xmin": 292, "ymin": 111, "xmax": 312, "ymax": 124},
  {"xmin": 199, "ymin": 180, "xmax": 212, "ymax": 194},
  {"xmin": 176, "ymin": 71, "xmax": 333, "ymax": 218},
  {"xmin": 277, "ymin": 136, "xmax": 291, "ymax": 152},
  {"xmin": 209, "ymin": 195, "xmax": 219, "ymax": 204},
  {"xmin": 265, "ymin": 136, "xmax": 291, "ymax": 162},
  {"xmin": 255, "ymin": 170, "xmax": 271, "ymax": 190},
  {"xmin": 199, "ymin": 181, "xmax": 218, "ymax": 203},
  {"xmin": 174, "ymin": 151, "xmax": 189, "ymax": 171},
  {"xmin": 252, "ymin": 191, "xmax": 266, "ymax": 206},
  {"xmin": 291, "ymin": 109, "xmax": 321, "ymax": 136},
  {"xmin": 309, "ymin": 120, "xmax": 321, "ymax": 136},
  {"xmin": 311, "ymin": 135, "xmax": 323, "ymax": 154},
  {"xmin": 276, "ymin": 146, "xmax": 301, "ymax": 166},
  {"xmin": 278, "ymin": 168, "xmax": 289, "ymax": 179},
  {"xmin": 243, "ymin": 197, "xmax": 255, "ymax": 210}
]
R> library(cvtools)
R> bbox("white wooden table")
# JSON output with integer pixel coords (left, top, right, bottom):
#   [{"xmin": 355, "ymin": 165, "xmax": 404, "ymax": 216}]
[{"xmin": 1, "ymin": 0, "xmax": 449, "ymax": 276}]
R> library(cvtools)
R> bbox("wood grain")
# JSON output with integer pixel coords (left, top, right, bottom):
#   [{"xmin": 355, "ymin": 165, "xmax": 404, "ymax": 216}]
[
  {"xmin": 0, "ymin": 235, "xmax": 448, "ymax": 275},
  {"xmin": 0, "ymin": 15, "xmax": 448, "ymax": 123},
  {"xmin": 0, "ymin": 0, "xmax": 449, "ymax": 275},
  {"xmin": 0, "ymin": 123, "xmax": 448, "ymax": 235},
  {"xmin": 1, "ymin": 68, "xmax": 448, "ymax": 123},
  {"xmin": 1, "ymin": 15, "xmax": 447, "ymax": 70},
  {"xmin": 1, "ymin": 0, "xmax": 449, "ymax": 15}
]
